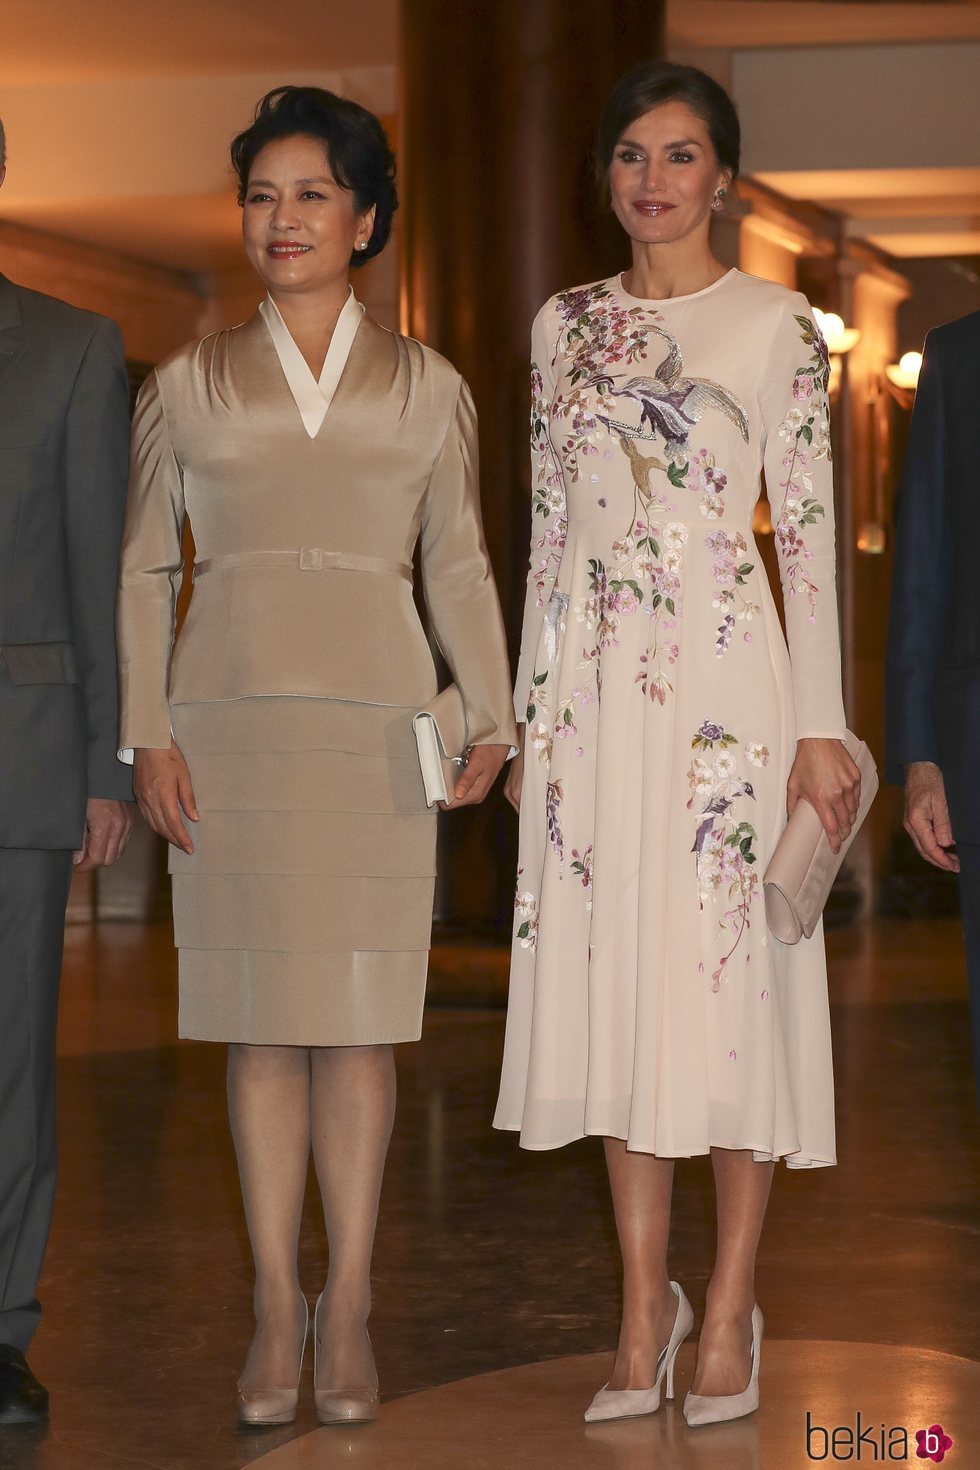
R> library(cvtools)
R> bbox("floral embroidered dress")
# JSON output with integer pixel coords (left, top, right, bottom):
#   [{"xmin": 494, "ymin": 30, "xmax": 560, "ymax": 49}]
[{"xmin": 493, "ymin": 269, "xmax": 846, "ymax": 1167}]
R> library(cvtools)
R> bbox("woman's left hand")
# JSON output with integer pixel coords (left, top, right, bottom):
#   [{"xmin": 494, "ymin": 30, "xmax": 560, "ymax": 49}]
[
  {"xmin": 442, "ymin": 743, "xmax": 511, "ymax": 809},
  {"xmin": 786, "ymin": 737, "xmax": 862, "ymax": 855}
]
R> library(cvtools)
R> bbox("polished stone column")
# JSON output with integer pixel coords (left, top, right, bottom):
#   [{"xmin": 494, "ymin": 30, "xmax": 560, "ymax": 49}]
[{"xmin": 401, "ymin": 0, "xmax": 665, "ymax": 929}]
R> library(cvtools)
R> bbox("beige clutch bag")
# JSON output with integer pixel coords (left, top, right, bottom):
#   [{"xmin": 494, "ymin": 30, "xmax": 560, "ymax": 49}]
[
  {"xmin": 763, "ymin": 731, "xmax": 879, "ymax": 944},
  {"xmin": 413, "ymin": 684, "xmax": 469, "ymax": 808}
]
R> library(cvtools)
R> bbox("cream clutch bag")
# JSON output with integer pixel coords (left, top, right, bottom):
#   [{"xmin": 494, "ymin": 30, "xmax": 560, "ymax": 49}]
[
  {"xmin": 413, "ymin": 685, "xmax": 469, "ymax": 808},
  {"xmin": 763, "ymin": 731, "xmax": 879, "ymax": 944}
]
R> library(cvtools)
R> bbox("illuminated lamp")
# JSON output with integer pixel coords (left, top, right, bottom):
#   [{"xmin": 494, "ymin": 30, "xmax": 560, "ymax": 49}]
[
  {"xmin": 885, "ymin": 351, "xmax": 923, "ymax": 391},
  {"xmin": 812, "ymin": 308, "xmax": 861, "ymax": 357}
]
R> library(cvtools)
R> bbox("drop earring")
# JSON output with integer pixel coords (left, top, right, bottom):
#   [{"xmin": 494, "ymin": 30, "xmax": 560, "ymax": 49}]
[{"xmin": 712, "ymin": 188, "xmax": 727, "ymax": 212}]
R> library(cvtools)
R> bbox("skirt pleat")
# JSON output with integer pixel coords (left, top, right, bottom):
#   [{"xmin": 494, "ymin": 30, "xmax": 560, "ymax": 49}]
[{"xmin": 170, "ymin": 697, "xmax": 435, "ymax": 1046}]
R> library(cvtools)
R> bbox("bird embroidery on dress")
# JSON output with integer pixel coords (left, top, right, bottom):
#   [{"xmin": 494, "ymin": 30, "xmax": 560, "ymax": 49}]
[
  {"xmin": 691, "ymin": 779, "xmax": 756, "ymax": 860},
  {"xmin": 618, "ymin": 436, "xmax": 668, "ymax": 495},
  {"xmin": 587, "ymin": 324, "xmax": 750, "ymax": 454}
]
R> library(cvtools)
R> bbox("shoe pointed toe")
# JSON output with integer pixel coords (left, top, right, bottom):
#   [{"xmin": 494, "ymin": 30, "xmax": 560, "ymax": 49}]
[
  {"xmin": 313, "ymin": 1292, "xmax": 380, "ymax": 1425},
  {"xmin": 314, "ymin": 1387, "xmax": 380, "ymax": 1425},
  {"xmin": 683, "ymin": 1382, "xmax": 759, "ymax": 1426},
  {"xmin": 684, "ymin": 1304, "xmax": 764, "ymax": 1427},
  {"xmin": 235, "ymin": 1297, "xmax": 309, "ymax": 1427},
  {"xmin": 584, "ymin": 1384, "xmax": 662, "ymax": 1423},
  {"xmin": 236, "ymin": 1385, "xmax": 300, "ymax": 1426},
  {"xmin": 584, "ymin": 1282, "xmax": 694, "ymax": 1423}
]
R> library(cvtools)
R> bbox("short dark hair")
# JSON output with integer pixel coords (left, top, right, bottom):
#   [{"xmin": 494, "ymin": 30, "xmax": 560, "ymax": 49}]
[
  {"xmin": 596, "ymin": 61, "xmax": 741, "ymax": 187},
  {"xmin": 230, "ymin": 86, "xmax": 398, "ymax": 268}
]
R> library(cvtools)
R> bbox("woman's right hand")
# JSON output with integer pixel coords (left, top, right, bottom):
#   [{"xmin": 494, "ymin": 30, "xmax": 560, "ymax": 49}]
[
  {"xmin": 133, "ymin": 741, "xmax": 199, "ymax": 854},
  {"xmin": 504, "ymin": 726, "xmax": 526, "ymax": 814}
]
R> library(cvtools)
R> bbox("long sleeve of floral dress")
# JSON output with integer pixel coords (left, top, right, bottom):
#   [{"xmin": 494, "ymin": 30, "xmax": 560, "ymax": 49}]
[
  {"xmin": 761, "ymin": 299, "xmax": 847, "ymax": 739},
  {"xmin": 512, "ymin": 305, "xmax": 567, "ymax": 726}
]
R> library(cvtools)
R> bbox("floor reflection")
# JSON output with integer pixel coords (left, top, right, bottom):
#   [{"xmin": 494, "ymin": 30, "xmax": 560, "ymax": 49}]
[
  {"xmin": 0, "ymin": 918, "xmax": 974, "ymax": 1469},
  {"xmin": 243, "ymin": 1341, "xmax": 979, "ymax": 1470}
]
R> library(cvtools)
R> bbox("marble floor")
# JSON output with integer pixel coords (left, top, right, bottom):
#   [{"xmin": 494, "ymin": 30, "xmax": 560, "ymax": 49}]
[{"xmin": 0, "ymin": 917, "xmax": 977, "ymax": 1469}]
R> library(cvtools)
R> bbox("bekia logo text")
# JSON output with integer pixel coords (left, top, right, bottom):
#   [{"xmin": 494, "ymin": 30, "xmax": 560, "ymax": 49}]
[{"xmin": 806, "ymin": 1413, "xmax": 955, "ymax": 1462}]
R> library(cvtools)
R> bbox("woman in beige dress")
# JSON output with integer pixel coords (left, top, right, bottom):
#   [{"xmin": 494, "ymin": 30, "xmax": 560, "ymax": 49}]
[
  {"xmin": 495, "ymin": 63, "xmax": 861, "ymax": 1426},
  {"xmin": 117, "ymin": 86, "xmax": 515, "ymax": 1426}
]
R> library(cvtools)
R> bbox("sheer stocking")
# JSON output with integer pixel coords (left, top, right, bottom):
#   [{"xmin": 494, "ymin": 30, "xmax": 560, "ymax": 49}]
[
  {"xmin": 603, "ymin": 1139, "xmax": 678, "ymax": 1390},
  {"xmin": 227, "ymin": 1043, "xmax": 311, "ymax": 1390},
  {"xmin": 310, "ymin": 1043, "xmax": 396, "ymax": 1391},
  {"xmin": 691, "ymin": 1147, "xmax": 774, "ymax": 1396}
]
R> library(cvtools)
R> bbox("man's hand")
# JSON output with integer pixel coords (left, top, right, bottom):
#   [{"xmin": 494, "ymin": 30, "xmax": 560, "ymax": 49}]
[
  {"xmin": 134, "ymin": 742, "xmax": 199, "ymax": 853},
  {"xmin": 73, "ymin": 799, "xmax": 136, "ymax": 871},
  {"xmin": 904, "ymin": 760, "xmax": 959, "ymax": 872},
  {"xmin": 442, "ymin": 743, "xmax": 510, "ymax": 809}
]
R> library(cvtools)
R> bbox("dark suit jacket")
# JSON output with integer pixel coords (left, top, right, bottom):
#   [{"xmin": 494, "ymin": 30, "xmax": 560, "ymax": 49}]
[
  {"xmin": 0, "ymin": 273, "xmax": 133, "ymax": 848},
  {"xmin": 885, "ymin": 309, "xmax": 980, "ymax": 839}
]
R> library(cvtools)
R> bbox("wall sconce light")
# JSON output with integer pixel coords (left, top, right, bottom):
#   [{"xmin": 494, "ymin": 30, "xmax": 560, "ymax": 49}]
[
  {"xmin": 812, "ymin": 308, "xmax": 861, "ymax": 357},
  {"xmin": 885, "ymin": 351, "xmax": 922, "ymax": 391},
  {"xmin": 861, "ymin": 355, "xmax": 921, "ymax": 557}
]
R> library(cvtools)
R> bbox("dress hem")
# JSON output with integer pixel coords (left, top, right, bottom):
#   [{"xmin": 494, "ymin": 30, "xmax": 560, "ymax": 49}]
[
  {"xmin": 492, "ymin": 1120, "xmax": 836, "ymax": 1169},
  {"xmin": 178, "ymin": 1024, "xmax": 424, "ymax": 1047}
]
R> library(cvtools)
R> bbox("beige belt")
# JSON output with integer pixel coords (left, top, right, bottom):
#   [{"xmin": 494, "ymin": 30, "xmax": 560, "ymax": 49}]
[{"xmin": 193, "ymin": 549, "xmax": 413, "ymax": 583}]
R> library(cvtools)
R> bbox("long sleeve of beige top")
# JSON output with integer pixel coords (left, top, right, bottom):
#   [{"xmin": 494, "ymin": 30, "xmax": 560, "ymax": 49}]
[{"xmin": 116, "ymin": 311, "xmax": 517, "ymax": 756}]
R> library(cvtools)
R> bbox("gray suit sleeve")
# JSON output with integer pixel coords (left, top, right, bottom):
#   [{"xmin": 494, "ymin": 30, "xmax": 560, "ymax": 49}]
[{"xmin": 63, "ymin": 318, "xmax": 134, "ymax": 801}]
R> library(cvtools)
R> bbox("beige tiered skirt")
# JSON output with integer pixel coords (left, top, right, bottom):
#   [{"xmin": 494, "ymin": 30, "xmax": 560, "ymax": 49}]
[{"xmin": 169, "ymin": 698, "xmax": 436, "ymax": 1045}]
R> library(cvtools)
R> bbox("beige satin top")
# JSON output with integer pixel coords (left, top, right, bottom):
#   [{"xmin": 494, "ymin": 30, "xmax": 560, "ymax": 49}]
[{"xmin": 116, "ymin": 304, "xmax": 517, "ymax": 753}]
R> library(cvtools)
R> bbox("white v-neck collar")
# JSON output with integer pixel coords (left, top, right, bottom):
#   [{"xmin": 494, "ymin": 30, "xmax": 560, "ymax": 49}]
[{"xmin": 259, "ymin": 288, "xmax": 364, "ymax": 438}]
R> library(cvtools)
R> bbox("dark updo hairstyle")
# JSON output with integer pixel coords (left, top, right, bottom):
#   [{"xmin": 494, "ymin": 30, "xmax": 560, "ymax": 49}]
[
  {"xmin": 595, "ymin": 61, "xmax": 741, "ymax": 190},
  {"xmin": 230, "ymin": 85, "xmax": 398, "ymax": 268}
]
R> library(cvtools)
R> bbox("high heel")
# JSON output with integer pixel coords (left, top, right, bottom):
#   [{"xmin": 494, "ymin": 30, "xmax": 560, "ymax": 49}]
[
  {"xmin": 313, "ymin": 1292, "xmax": 380, "ymax": 1426},
  {"xmin": 584, "ymin": 1281, "xmax": 694, "ymax": 1423},
  {"xmin": 683, "ymin": 1303, "xmax": 763, "ymax": 1427},
  {"xmin": 236, "ymin": 1297, "xmax": 309, "ymax": 1427}
]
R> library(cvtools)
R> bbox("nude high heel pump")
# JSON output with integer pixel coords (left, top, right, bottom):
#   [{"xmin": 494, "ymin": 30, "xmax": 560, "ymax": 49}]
[
  {"xmin": 313, "ymin": 1292, "xmax": 380, "ymax": 1426},
  {"xmin": 584, "ymin": 1281, "xmax": 694, "ymax": 1423},
  {"xmin": 683, "ymin": 1303, "xmax": 763, "ymax": 1427},
  {"xmin": 236, "ymin": 1297, "xmax": 309, "ymax": 1427}
]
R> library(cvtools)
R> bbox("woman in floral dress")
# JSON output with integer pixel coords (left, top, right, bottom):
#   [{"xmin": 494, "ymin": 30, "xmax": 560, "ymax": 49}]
[{"xmin": 494, "ymin": 62, "xmax": 861, "ymax": 1427}]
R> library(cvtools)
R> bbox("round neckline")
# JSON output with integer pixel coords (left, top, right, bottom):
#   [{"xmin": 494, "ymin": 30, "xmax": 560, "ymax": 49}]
[{"xmin": 615, "ymin": 267, "xmax": 738, "ymax": 305}]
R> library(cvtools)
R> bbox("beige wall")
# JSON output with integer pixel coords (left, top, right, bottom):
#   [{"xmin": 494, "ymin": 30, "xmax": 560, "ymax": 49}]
[
  {"xmin": 738, "ymin": 218, "xmax": 797, "ymax": 288},
  {"xmin": 898, "ymin": 257, "xmax": 980, "ymax": 351},
  {"xmin": 1, "ymin": 209, "xmax": 400, "ymax": 368},
  {"xmin": 735, "ymin": 43, "xmax": 980, "ymax": 176},
  {"xmin": 0, "ymin": 218, "xmax": 206, "ymax": 361}
]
